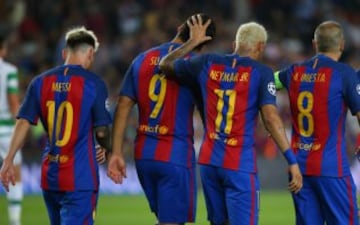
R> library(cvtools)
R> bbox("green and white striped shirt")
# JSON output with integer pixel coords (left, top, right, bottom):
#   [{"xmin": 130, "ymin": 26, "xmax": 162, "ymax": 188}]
[{"xmin": 0, "ymin": 58, "xmax": 19, "ymax": 136}]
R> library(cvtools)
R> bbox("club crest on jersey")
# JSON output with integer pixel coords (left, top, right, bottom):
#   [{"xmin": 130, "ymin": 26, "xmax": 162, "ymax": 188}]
[
  {"xmin": 267, "ymin": 82, "xmax": 276, "ymax": 96},
  {"xmin": 356, "ymin": 84, "xmax": 360, "ymax": 95}
]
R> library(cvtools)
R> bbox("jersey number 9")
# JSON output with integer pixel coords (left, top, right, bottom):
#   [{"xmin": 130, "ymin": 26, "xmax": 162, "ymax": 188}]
[{"xmin": 148, "ymin": 74, "xmax": 167, "ymax": 118}]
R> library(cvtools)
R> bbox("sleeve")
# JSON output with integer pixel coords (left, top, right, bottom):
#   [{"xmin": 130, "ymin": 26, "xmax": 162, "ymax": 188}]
[
  {"xmin": 17, "ymin": 78, "xmax": 39, "ymax": 125},
  {"xmin": 92, "ymin": 79, "xmax": 112, "ymax": 127},
  {"xmin": 343, "ymin": 68, "xmax": 360, "ymax": 115},
  {"xmin": 258, "ymin": 66, "xmax": 277, "ymax": 107},
  {"xmin": 6, "ymin": 69, "xmax": 19, "ymax": 94},
  {"xmin": 119, "ymin": 60, "xmax": 137, "ymax": 101},
  {"xmin": 173, "ymin": 54, "xmax": 208, "ymax": 83}
]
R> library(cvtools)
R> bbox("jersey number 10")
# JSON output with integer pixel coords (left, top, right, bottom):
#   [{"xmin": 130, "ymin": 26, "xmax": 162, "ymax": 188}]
[{"xmin": 46, "ymin": 100, "xmax": 74, "ymax": 147}]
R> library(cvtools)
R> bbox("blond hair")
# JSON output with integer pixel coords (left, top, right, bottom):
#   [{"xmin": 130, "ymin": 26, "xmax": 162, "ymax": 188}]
[
  {"xmin": 65, "ymin": 26, "xmax": 99, "ymax": 52},
  {"xmin": 235, "ymin": 22, "xmax": 268, "ymax": 51}
]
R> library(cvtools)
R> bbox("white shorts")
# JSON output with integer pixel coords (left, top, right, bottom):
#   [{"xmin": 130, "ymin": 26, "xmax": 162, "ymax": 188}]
[{"xmin": 0, "ymin": 134, "xmax": 22, "ymax": 165}]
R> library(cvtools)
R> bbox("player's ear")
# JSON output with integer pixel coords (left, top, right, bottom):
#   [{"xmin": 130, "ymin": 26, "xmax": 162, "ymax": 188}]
[
  {"xmin": 339, "ymin": 39, "xmax": 345, "ymax": 52},
  {"xmin": 312, "ymin": 39, "xmax": 317, "ymax": 51},
  {"xmin": 89, "ymin": 47, "xmax": 94, "ymax": 54},
  {"xmin": 259, "ymin": 41, "xmax": 265, "ymax": 51},
  {"xmin": 87, "ymin": 47, "xmax": 94, "ymax": 60},
  {"xmin": 86, "ymin": 47, "xmax": 95, "ymax": 68},
  {"xmin": 62, "ymin": 49, "xmax": 67, "ymax": 61},
  {"xmin": 256, "ymin": 41, "xmax": 265, "ymax": 55}
]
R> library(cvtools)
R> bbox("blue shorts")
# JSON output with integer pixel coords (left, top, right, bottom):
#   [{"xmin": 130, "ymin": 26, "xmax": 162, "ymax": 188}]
[
  {"xmin": 292, "ymin": 175, "xmax": 358, "ymax": 225},
  {"xmin": 136, "ymin": 160, "xmax": 197, "ymax": 223},
  {"xmin": 200, "ymin": 165, "xmax": 260, "ymax": 225},
  {"xmin": 42, "ymin": 190, "xmax": 98, "ymax": 225}
]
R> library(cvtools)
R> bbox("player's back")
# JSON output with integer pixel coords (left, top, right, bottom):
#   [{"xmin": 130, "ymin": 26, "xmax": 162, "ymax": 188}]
[
  {"xmin": 0, "ymin": 58, "xmax": 17, "ymax": 127},
  {"xmin": 279, "ymin": 54, "xmax": 360, "ymax": 176},
  {"xmin": 194, "ymin": 54, "xmax": 275, "ymax": 171},
  {"xmin": 31, "ymin": 64, "xmax": 108, "ymax": 190},
  {"xmin": 121, "ymin": 42, "xmax": 197, "ymax": 168}
]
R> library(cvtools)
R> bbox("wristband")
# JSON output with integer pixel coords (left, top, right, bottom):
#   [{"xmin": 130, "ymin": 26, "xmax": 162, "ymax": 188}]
[{"xmin": 283, "ymin": 149, "xmax": 297, "ymax": 165}]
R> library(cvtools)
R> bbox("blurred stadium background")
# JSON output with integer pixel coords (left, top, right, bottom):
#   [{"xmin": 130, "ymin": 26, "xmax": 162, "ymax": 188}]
[{"xmin": 1, "ymin": 0, "xmax": 360, "ymax": 224}]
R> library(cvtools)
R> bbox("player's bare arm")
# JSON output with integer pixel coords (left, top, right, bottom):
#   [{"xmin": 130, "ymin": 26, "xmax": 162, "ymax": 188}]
[
  {"xmin": 260, "ymin": 104, "xmax": 303, "ymax": 193},
  {"xmin": 159, "ymin": 14, "xmax": 212, "ymax": 76},
  {"xmin": 107, "ymin": 96, "xmax": 134, "ymax": 184},
  {"xmin": 8, "ymin": 93, "xmax": 20, "ymax": 118}
]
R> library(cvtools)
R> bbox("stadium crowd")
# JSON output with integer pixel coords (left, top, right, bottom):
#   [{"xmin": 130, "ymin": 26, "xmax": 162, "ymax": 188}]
[{"xmin": 0, "ymin": 0, "xmax": 360, "ymax": 162}]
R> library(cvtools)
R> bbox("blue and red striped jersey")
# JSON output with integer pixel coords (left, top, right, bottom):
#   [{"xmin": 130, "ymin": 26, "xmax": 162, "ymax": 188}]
[
  {"xmin": 18, "ymin": 65, "xmax": 112, "ymax": 191},
  {"xmin": 174, "ymin": 54, "xmax": 276, "ymax": 172},
  {"xmin": 120, "ymin": 42, "xmax": 197, "ymax": 168},
  {"xmin": 278, "ymin": 54, "xmax": 360, "ymax": 177}
]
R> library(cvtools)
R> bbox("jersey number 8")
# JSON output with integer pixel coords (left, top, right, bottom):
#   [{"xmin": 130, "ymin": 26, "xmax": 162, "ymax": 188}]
[{"xmin": 297, "ymin": 91, "xmax": 314, "ymax": 137}]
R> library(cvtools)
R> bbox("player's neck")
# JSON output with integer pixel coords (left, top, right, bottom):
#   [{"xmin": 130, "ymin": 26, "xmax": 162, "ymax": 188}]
[
  {"xmin": 234, "ymin": 50, "xmax": 259, "ymax": 61},
  {"xmin": 64, "ymin": 56, "xmax": 89, "ymax": 69},
  {"xmin": 317, "ymin": 51, "xmax": 341, "ymax": 61}
]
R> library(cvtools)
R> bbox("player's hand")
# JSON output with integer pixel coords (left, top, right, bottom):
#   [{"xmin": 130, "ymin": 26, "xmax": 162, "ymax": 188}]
[
  {"xmin": 0, "ymin": 159, "xmax": 16, "ymax": 192},
  {"xmin": 95, "ymin": 145, "xmax": 107, "ymax": 164},
  {"xmin": 288, "ymin": 164, "xmax": 303, "ymax": 194},
  {"xmin": 187, "ymin": 14, "xmax": 212, "ymax": 47},
  {"xmin": 107, "ymin": 152, "xmax": 127, "ymax": 184}
]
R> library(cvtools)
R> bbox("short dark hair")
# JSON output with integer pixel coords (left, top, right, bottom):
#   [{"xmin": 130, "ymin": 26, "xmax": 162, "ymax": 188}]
[
  {"xmin": 65, "ymin": 26, "xmax": 99, "ymax": 51},
  {"xmin": 178, "ymin": 13, "xmax": 216, "ymax": 50}
]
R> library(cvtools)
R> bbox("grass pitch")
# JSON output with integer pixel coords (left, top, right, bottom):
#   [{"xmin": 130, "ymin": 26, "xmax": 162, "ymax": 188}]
[{"xmin": 0, "ymin": 190, "xmax": 295, "ymax": 225}]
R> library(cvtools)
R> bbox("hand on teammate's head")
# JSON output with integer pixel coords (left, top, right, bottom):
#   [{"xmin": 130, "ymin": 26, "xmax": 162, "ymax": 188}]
[{"xmin": 178, "ymin": 13, "xmax": 216, "ymax": 50}]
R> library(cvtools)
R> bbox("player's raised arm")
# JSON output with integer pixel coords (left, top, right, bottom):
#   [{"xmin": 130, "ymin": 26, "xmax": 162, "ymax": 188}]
[
  {"xmin": 159, "ymin": 14, "xmax": 212, "ymax": 76},
  {"xmin": 260, "ymin": 104, "xmax": 303, "ymax": 193}
]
